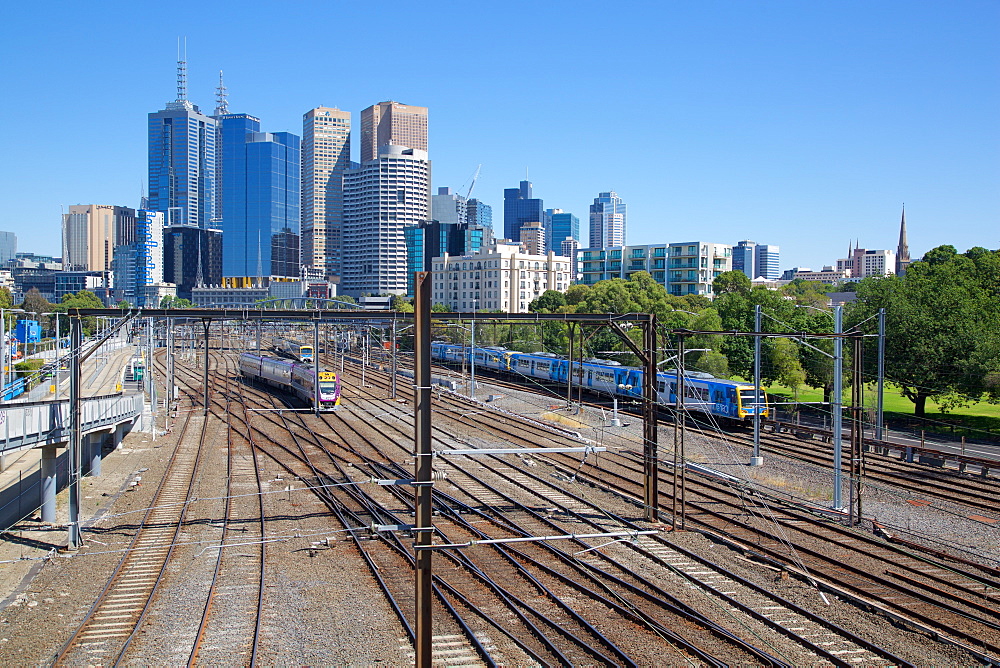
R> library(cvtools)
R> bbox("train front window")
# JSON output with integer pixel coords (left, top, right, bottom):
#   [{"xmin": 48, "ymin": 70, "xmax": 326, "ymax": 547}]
[
  {"xmin": 739, "ymin": 389, "xmax": 766, "ymax": 406},
  {"xmin": 319, "ymin": 381, "xmax": 338, "ymax": 392}
]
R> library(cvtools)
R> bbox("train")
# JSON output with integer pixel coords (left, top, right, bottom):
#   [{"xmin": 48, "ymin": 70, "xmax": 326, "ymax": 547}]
[
  {"xmin": 239, "ymin": 353, "xmax": 341, "ymax": 409},
  {"xmin": 272, "ymin": 337, "xmax": 314, "ymax": 363},
  {"xmin": 429, "ymin": 342, "xmax": 768, "ymax": 421}
]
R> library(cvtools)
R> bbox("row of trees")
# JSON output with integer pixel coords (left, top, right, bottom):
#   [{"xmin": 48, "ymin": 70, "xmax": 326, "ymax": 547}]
[{"xmin": 516, "ymin": 245, "xmax": 1000, "ymax": 417}]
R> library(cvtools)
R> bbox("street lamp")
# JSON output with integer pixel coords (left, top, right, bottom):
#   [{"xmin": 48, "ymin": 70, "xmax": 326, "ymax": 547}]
[{"xmin": 1, "ymin": 308, "xmax": 25, "ymax": 402}]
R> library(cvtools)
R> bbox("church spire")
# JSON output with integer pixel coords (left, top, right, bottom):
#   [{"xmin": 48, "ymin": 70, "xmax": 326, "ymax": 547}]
[{"xmin": 896, "ymin": 204, "xmax": 910, "ymax": 275}]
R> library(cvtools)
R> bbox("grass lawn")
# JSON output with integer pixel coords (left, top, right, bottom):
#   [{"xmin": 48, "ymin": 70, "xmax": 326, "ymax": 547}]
[{"xmin": 763, "ymin": 381, "xmax": 1000, "ymax": 440}]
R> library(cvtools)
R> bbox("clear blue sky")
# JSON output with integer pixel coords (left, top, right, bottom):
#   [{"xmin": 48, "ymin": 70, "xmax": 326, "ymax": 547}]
[{"xmin": 1, "ymin": 0, "xmax": 996, "ymax": 271}]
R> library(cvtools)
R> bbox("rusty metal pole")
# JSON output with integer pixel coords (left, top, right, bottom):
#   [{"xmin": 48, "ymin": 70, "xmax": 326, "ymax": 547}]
[
  {"xmin": 413, "ymin": 271, "xmax": 433, "ymax": 668},
  {"xmin": 202, "ymin": 319, "xmax": 211, "ymax": 416},
  {"xmin": 314, "ymin": 318, "xmax": 321, "ymax": 416},
  {"xmin": 566, "ymin": 323, "xmax": 575, "ymax": 409},
  {"xmin": 678, "ymin": 333, "xmax": 687, "ymax": 530},
  {"xmin": 67, "ymin": 316, "xmax": 83, "ymax": 550},
  {"xmin": 850, "ymin": 334, "xmax": 864, "ymax": 525},
  {"xmin": 644, "ymin": 318, "xmax": 659, "ymax": 522}
]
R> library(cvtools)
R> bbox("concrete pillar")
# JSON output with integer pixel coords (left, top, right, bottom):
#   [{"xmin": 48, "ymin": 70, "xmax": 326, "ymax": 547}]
[
  {"xmin": 114, "ymin": 424, "xmax": 125, "ymax": 451},
  {"xmin": 88, "ymin": 434, "xmax": 102, "ymax": 477},
  {"xmin": 40, "ymin": 444, "xmax": 58, "ymax": 523},
  {"xmin": 0, "ymin": 452, "xmax": 6, "ymax": 473}
]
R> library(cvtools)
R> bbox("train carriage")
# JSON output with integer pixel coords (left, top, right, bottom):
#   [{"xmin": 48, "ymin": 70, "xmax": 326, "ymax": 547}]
[
  {"xmin": 428, "ymin": 342, "xmax": 767, "ymax": 422},
  {"xmin": 239, "ymin": 352, "xmax": 340, "ymax": 408},
  {"xmin": 272, "ymin": 337, "xmax": 314, "ymax": 363}
]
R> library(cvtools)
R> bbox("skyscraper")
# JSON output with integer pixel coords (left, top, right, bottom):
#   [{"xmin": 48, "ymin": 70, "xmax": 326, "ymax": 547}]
[
  {"xmin": 503, "ymin": 181, "xmax": 543, "ymax": 243},
  {"xmin": 546, "ymin": 209, "xmax": 579, "ymax": 254},
  {"xmin": 466, "ymin": 199, "xmax": 493, "ymax": 230},
  {"xmin": 754, "ymin": 244, "xmax": 781, "ymax": 280},
  {"xmin": 111, "ymin": 210, "xmax": 166, "ymax": 307},
  {"xmin": 342, "ymin": 145, "xmax": 430, "ymax": 297},
  {"xmin": 896, "ymin": 205, "xmax": 910, "ymax": 276},
  {"xmin": 219, "ymin": 115, "xmax": 301, "ymax": 279},
  {"xmin": 0, "ymin": 232, "xmax": 16, "ymax": 265},
  {"xmin": 302, "ymin": 107, "xmax": 351, "ymax": 280},
  {"xmin": 163, "ymin": 225, "xmax": 222, "ymax": 300},
  {"xmin": 589, "ymin": 191, "xmax": 626, "ymax": 248},
  {"xmin": 148, "ymin": 58, "xmax": 216, "ymax": 228},
  {"xmin": 732, "ymin": 240, "xmax": 756, "ymax": 278},
  {"xmin": 62, "ymin": 205, "xmax": 136, "ymax": 273},
  {"xmin": 432, "ymin": 187, "xmax": 468, "ymax": 225},
  {"xmin": 360, "ymin": 101, "xmax": 428, "ymax": 163}
]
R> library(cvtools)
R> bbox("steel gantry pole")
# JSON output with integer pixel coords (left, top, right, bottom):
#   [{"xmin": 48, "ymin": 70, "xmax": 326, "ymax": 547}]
[
  {"xmin": 876, "ymin": 308, "xmax": 886, "ymax": 441},
  {"xmin": 677, "ymin": 332, "xmax": 687, "ymax": 529},
  {"xmin": 644, "ymin": 317, "xmax": 659, "ymax": 522},
  {"xmin": 469, "ymin": 315, "xmax": 476, "ymax": 401},
  {"xmin": 413, "ymin": 271, "xmax": 433, "ymax": 668},
  {"xmin": 390, "ymin": 318, "xmax": 398, "ymax": 400},
  {"xmin": 67, "ymin": 316, "xmax": 83, "ymax": 550},
  {"xmin": 751, "ymin": 304, "xmax": 763, "ymax": 466},
  {"xmin": 167, "ymin": 318, "xmax": 174, "ymax": 430},
  {"xmin": 832, "ymin": 305, "xmax": 844, "ymax": 510},
  {"xmin": 313, "ymin": 318, "xmax": 321, "ymax": 416},
  {"xmin": 850, "ymin": 334, "xmax": 865, "ymax": 526},
  {"xmin": 202, "ymin": 319, "xmax": 211, "ymax": 417}
]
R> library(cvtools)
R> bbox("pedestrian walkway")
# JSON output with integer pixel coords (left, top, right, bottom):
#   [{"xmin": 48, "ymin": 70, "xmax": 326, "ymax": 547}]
[
  {"xmin": 15, "ymin": 341, "xmax": 137, "ymax": 403},
  {"xmin": 0, "ymin": 340, "xmax": 144, "ymax": 534}
]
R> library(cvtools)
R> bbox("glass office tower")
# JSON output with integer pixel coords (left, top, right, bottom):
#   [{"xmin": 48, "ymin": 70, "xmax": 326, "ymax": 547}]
[
  {"xmin": 148, "ymin": 100, "xmax": 216, "ymax": 228},
  {"xmin": 220, "ymin": 121, "xmax": 301, "ymax": 279},
  {"xmin": 503, "ymin": 181, "xmax": 543, "ymax": 243},
  {"xmin": 589, "ymin": 191, "xmax": 626, "ymax": 249}
]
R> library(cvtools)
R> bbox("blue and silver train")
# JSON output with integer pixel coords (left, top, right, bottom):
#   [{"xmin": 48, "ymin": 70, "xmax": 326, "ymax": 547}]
[
  {"xmin": 239, "ymin": 353, "xmax": 341, "ymax": 409},
  {"xmin": 430, "ymin": 342, "xmax": 767, "ymax": 421},
  {"xmin": 272, "ymin": 337, "xmax": 314, "ymax": 363}
]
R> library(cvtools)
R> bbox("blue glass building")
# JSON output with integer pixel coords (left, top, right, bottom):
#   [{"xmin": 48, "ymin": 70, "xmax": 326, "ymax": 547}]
[
  {"xmin": 219, "ymin": 117, "xmax": 301, "ymax": 279},
  {"xmin": 148, "ymin": 100, "xmax": 216, "ymax": 228},
  {"xmin": 546, "ymin": 210, "xmax": 579, "ymax": 253},
  {"xmin": 0, "ymin": 232, "xmax": 16, "ymax": 265},
  {"xmin": 503, "ymin": 181, "xmax": 543, "ymax": 243},
  {"xmin": 755, "ymin": 244, "xmax": 781, "ymax": 280},
  {"xmin": 733, "ymin": 240, "xmax": 756, "ymax": 278},
  {"xmin": 466, "ymin": 199, "xmax": 492, "ymax": 230}
]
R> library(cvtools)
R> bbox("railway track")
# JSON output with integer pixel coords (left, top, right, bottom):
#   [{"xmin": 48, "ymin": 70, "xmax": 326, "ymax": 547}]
[
  {"xmin": 338, "ymin": 364, "xmax": 912, "ymax": 667},
  {"xmin": 53, "ymin": 361, "xmax": 217, "ymax": 665},
  {"xmin": 69, "ymin": 342, "xmax": 985, "ymax": 665},
  {"xmin": 340, "ymin": 352, "xmax": 1000, "ymax": 665},
  {"xmin": 419, "ymin": 356, "xmax": 1000, "ymax": 525}
]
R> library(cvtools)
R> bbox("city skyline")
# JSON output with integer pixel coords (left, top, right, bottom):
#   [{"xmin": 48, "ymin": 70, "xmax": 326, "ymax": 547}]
[{"xmin": 1, "ymin": 1, "xmax": 996, "ymax": 272}]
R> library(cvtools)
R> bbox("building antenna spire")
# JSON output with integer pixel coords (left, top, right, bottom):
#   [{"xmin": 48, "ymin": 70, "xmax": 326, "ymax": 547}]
[
  {"xmin": 214, "ymin": 70, "xmax": 228, "ymax": 116},
  {"xmin": 176, "ymin": 37, "xmax": 188, "ymax": 101}
]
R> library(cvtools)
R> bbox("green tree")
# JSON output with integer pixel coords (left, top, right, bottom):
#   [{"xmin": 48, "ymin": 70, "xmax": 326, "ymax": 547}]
[
  {"xmin": 160, "ymin": 295, "xmax": 193, "ymax": 309},
  {"xmin": 21, "ymin": 288, "xmax": 50, "ymax": 317},
  {"xmin": 431, "ymin": 303, "xmax": 450, "ymax": 313},
  {"xmin": 528, "ymin": 290, "xmax": 566, "ymax": 313},
  {"xmin": 0, "ymin": 286, "xmax": 12, "ymax": 310},
  {"xmin": 61, "ymin": 290, "xmax": 103, "ymax": 309},
  {"xmin": 712, "ymin": 270, "xmax": 752, "ymax": 296},
  {"xmin": 564, "ymin": 284, "xmax": 590, "ymax": 308},
  {"xmin": 771, "ymin": 337, "xmax": 807, "ymax": 399},
  {"xmin": 116, "ymin": 300, "xmax": 131, "ymax": 309},
  {"xmin": 848, "ymin": 245, "xmax": 1000, "ymax": 416},
  {"xmin": 391, "ymin": 295, "xmax": 414, "ymax": 312}
]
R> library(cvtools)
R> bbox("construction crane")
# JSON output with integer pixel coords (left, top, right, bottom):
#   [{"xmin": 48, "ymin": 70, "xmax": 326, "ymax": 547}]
[{"xmin": 463, "ymin": 164, "xmax": 482, "ymax": 200}]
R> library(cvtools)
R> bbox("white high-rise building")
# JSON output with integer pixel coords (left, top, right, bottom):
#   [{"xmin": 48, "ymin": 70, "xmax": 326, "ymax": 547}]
[
  {"xmin": 341, "ymin": 146, "xmax": 431, "ymax": 297},
  {"xmin": 302, "ymin": 107, "xmax": 351, "ymax": 280},
  {"xmin": 589, "ymin": 191, "xmax": 626, "ymax": 248},
  {"xmin": 432, "ymin": 243, "xmax": 572, "ymax": 313},
  {"xmin": 111, "ymin": 210, "xmax": 171, "ymax": 307}
]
